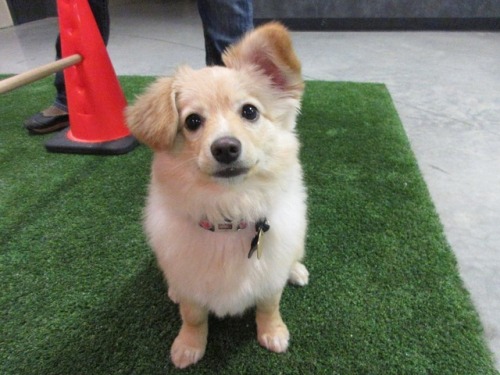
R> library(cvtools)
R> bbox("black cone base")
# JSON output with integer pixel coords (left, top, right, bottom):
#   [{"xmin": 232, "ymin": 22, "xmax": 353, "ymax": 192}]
[{"xmin": 45, "ymin": 128, "xmax": 138, "ymax": 155}]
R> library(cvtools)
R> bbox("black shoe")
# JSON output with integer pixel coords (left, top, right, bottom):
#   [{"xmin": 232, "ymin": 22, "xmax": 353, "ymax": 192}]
[{"xmin": 24, "ymin": 112, "xmax": 69, "ymax": 135}]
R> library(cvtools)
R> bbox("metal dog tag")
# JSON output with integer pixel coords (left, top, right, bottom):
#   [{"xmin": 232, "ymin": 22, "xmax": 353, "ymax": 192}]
[
  {"xmin": 256, "ymin": 230, "xmax": 264, "ymax": 259},
  {"xmin": 249, "ymin": 228, "xmax": 263, "ymax": 259},
  {"xmin": 248, "ymin": 219, "xmax": 270, "ymax": 260}
]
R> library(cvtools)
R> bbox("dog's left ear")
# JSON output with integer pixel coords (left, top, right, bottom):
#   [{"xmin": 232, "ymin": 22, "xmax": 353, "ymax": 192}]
[
  {"xmin": 223, "ymin": 22, "xmax": 304, "ymax": 99},
  {"xmin": 125, "ymin": 77, "xmax": 179, "ymax": 150}
]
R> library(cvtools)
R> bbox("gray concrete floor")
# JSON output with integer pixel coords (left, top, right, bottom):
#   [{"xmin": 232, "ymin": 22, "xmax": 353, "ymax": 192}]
[{"xmin": 1, "ymin": 0, "xmax": 499, "ymax": 369}]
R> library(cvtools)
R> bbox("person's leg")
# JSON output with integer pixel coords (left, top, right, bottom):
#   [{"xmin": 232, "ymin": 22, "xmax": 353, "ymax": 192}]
[
  {"xmin": 52, "ymin": 36, "xmax": 67, "ymax": 112},
  {"xmin": 197, "ymin": 0, "xmax": 253, "ymax": 66},
  {"xmin": 25, "ymin": 0, "xmax": 110, "ymax": 134}
]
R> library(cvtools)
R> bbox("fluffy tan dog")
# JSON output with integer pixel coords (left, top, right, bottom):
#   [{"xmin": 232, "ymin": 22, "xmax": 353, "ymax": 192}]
[{"xmin": 126, "ymin": 22, "xmax": 308, "ymax": 369}]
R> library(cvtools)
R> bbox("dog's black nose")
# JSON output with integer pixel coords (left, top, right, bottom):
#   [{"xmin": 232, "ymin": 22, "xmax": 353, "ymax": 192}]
[{"xmin": 211, "ymin": 137, "xmax": 241, "ymax": 164}]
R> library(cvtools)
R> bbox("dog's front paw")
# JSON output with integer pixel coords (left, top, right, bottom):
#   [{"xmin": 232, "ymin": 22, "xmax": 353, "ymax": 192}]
[
  {"xmin": 288, "ymin": 262, "xmax": 309, "ymax": 286},
  {"xmin": 171, "ymin": 334, "xmax": 206, "ymax": 369},
  {"xmin": 258, "ymin": 325, "xmax": 290, "ymax": 353}
]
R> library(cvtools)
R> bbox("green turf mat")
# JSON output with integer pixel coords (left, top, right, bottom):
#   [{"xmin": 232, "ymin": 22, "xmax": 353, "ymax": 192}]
[{"xmin": 1, "ymin": 76, "xmax": 497, "ymax": 374}]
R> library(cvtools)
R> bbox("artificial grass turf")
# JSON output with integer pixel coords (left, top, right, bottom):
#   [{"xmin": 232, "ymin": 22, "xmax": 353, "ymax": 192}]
[{"xmin": 0, "ymin": 75, "xmax": 497, "ymax": 375}]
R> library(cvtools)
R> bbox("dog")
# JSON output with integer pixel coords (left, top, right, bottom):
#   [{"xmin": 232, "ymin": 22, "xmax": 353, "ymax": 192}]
[{"xmin": 126, "ymin": 22, "xmax": 308, "ymax": 369}]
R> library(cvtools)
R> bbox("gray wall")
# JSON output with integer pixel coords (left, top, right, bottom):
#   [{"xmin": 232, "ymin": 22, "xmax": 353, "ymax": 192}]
[{"xmin": 254, "ymin": 0, "xmax": 500, "ymax": 30}]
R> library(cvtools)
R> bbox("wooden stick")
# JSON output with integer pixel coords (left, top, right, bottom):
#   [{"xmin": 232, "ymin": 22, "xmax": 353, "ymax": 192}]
[{"xmin": 0, "ymin": 54, "xmax": 82, "ymax": 95}]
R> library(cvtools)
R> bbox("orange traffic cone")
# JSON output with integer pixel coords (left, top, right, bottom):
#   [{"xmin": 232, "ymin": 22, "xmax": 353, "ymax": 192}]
[{"xmin": 45, "ymin": 0, "xmax": 137, "ymax": 155}]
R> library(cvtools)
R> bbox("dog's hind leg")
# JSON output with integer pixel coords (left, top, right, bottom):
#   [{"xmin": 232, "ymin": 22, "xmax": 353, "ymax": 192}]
[
  {"xmin": 288, "ymin": 261, "xmax": 309, "ymax": 286},
  {"xmin": 171, "ymin": 301, "xmax": 209, "ymax": 369}
]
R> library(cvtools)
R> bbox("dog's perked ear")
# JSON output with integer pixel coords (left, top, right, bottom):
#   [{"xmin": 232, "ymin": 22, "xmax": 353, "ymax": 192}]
[
  {"xmin": 222, "ymin": 22, "xmax": 304, "ymax": 99},
  {"xmin": 125, "ymin": 77, "xmax": 178, "ymax": 150}
]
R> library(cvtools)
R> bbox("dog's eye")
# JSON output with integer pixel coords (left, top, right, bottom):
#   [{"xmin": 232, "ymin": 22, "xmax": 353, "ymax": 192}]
[
  {"xmin": 241, "ymin": 104, "xmax": 259, "ymax": 121},
  {"xmin": 185, "ymin": 113, "xmax": 203, "ymax": 131}
]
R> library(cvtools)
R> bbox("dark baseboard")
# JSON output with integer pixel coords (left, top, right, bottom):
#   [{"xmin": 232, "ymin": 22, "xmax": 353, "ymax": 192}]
[
  {"xmin": 254, "ymin": 17, "xmax": 500, "ymax": 31},
  {"xmin": 6, "ymin": 0, "xmax": 57, "ymax": 25}
]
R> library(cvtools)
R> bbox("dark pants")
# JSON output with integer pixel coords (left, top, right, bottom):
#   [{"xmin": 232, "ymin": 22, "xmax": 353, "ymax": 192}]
[{"xmin": 198, "ymin": 0, "xmax": 254, "ymax": 66}]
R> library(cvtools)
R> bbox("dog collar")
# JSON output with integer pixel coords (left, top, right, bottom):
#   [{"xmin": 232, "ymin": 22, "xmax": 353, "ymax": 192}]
[
  {"xmin": 198, "ymin": 217, "xmax": 270, "ymax": 259},
  {"xmin": 198, "ymin": 218, "xmax": 249, "ymax": 232}
]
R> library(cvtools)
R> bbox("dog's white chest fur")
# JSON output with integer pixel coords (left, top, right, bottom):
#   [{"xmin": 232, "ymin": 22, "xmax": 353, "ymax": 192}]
[{"xmin": 145, "ymin": 154, "xmax": 306, "ymax": 317}]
